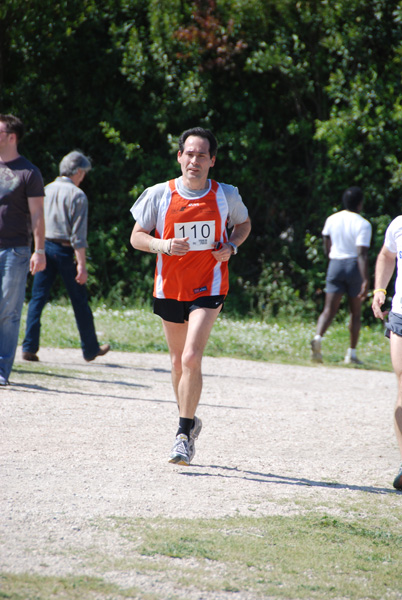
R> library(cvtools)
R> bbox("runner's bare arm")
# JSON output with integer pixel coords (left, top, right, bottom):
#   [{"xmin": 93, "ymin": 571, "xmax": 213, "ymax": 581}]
[
  {"xmin": 130, "ymin": 222, "xmax": 190, "ymax": 256},
  {"xmin": 212, "ymin": 217, "xmax": 252, "ymax": 262},
  {"xmin": 372, "ymin": 245, "xmax": 396, "ymax": 320},
  {"xmin": 228, "ymin": 217, "xmax": 251, "ymax": 248},
  {"xmin": 356, "ymin": 245, "xmax": 370, "ymax": 300},
  {"xmin": 322, "ymin": 234, "xmax": 331, "ymax": 258}
]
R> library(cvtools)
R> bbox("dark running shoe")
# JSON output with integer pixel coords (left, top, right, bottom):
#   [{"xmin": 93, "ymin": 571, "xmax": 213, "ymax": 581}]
[
  {"xmin": 22, "ymin": 351, "xmax": 39, "ymax": 362},
  {"xmin": 393, "ymin": 464, "xmax": 402, "ymax": 490},
  {"xmin": 85, "ymin": 344, "xmax": 110, "ymax": 362}
]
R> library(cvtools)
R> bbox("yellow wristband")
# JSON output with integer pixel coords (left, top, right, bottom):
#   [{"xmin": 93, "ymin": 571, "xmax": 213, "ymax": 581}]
[{"xmin": 373, "ymin": 288, "xmax": 387, "ymax": 294}]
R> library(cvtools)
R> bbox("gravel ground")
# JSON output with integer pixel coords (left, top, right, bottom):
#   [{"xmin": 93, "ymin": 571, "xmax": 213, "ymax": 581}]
[{"xmin": 1, "ymin": 347, "xmax": 401, "ymax": 597}]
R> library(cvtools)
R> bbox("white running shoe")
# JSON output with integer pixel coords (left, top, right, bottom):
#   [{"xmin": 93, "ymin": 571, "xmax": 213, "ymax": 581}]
[
  {"xmin": 188, "ymin": 416, "xmax": 202, "ymax": 462},
  {"xmin": 168, "ymin": 434, "xmax": 190, "ymax": 465},
  {"xmin": 311, "ymin": 338, "xmax": 323, "ymax": 362},
  {"xmin": 344, "ymin": 354, "xmax": 363, "ymax": 365}
]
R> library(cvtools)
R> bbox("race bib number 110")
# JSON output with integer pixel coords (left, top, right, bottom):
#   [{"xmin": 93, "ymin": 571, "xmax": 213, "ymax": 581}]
[{"xmin": 174, "ymin": 220, "xmax": 216, "ymax": 251}]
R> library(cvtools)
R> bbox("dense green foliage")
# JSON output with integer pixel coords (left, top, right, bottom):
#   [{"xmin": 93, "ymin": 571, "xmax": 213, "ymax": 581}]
[{"xmin": 1, "ymin": 0, "xmax": 401, "ymax": 318}]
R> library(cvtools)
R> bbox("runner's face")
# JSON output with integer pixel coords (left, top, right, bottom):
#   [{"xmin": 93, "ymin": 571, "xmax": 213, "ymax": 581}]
[{"xmin": 177, "ymin": 135, "xmax": 215, "ymax": 189}]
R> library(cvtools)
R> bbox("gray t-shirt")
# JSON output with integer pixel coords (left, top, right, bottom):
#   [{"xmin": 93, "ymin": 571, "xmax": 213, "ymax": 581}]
[
  {"xmin": 131, "ymin": 176, "xmax": 248, "ymax": 231},
  {"xmin": 0, "ymin": 155, "xmax": 44, "ymax": 248}
]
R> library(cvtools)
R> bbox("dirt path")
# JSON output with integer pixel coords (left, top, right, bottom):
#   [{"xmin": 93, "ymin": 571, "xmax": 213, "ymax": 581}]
[{"xmin": 1, "ymin": 347, "xmax": 401, "ymax": 587}]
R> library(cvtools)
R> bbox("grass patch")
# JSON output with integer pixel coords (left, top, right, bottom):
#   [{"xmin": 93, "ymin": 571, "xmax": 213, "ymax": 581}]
[
  {"xmin": 3, "ymin": 512, "xmax": 400, "ymax": 599},
  {"xmin": 105, "ymin": 513, "xmax": 401, "ymax": 599},
  {"xmin": 19, "ymin": 302, "xmax": 392, "ymax": 371},
  {"xmin": 0, "ymin": 573, "xmax": 153, "ymax": 600}
]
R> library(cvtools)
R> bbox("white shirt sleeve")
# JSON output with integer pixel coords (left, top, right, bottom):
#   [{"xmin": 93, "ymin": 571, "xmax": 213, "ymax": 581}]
[
  {"xmin": 130, "ymin": 182, "xmax": 168, "ymax": 231},
  {"xmin": 355, "ymin": 220, "xmax": 372, "ymax": 247},
  {"xmin": 384, "ymin": 217, "xmax": 402, "ymax": 254},
  {"xmin": 322, "ymin": 216, "xmax": 331, "ymax": 236},
  {"xmin": 220, "ymin": 183, "xmax": 249, "ymax": 228}
]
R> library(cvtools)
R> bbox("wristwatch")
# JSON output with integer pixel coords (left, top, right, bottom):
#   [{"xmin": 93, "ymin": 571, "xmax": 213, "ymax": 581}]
[{"xmin": 227, "ymin": 242, "xmax": 238, "ymax": 255}]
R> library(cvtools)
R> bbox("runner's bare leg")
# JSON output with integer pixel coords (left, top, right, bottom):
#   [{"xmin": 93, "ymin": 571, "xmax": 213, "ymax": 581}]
[
  {"xmin": 390, "ymin": 332, "xmax": 402, "ymax": 456},
  {"xmin": 162, "ymin": 320, "xmax": 188, "ymax": 405},
  {"xmin": 163, "ymin": 305, "xmax": 221, "ymax": 418}
]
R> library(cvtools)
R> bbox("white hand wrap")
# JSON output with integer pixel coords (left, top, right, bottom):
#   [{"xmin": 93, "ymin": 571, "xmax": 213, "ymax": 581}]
[{"xmin": 149, "ymin": 238, "xmax": 172, "ymax": 255}]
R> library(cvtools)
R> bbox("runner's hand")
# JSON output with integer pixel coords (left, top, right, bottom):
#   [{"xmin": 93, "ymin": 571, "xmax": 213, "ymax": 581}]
[
  {"xmin": 170, "ymin": 237, "xmax": 190, "ymax": 256},
  {"xmin": 372, "ymin": 291, "xmax": 387, "ymax": 320},
  {"xmin": 357, "ymin": 280, "xmax": 369, "ymax": 301},
  {"xmin": 212, "ymin": 242, "xmax": 232, "ymax": 262}
]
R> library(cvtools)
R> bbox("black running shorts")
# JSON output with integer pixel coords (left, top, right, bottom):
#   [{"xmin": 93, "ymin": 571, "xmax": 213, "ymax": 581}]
[{"xmin": 153, "ymin": 295, "xmax": 225, "ymax": 323}]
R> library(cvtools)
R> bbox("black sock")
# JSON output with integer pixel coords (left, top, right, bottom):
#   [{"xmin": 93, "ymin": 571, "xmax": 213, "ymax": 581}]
[{"xmin": 176, "ymin": 417, "xmax": 193, "ymax": 439}]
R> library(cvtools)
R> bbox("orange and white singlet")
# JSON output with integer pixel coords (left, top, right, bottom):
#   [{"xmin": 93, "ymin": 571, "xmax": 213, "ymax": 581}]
[{"xmin": 154, "ymin": 179, "xmax": 230, "ymax": 300}]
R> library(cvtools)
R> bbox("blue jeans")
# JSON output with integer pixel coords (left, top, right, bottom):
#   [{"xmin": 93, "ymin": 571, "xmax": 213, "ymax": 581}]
[
  {"xmin": 0, "ymin": 246, "xmax": 31, "ymax": 383},
  {"xmin": 23, "ymin": 241, "xmax": 100, "ymax": 360}
]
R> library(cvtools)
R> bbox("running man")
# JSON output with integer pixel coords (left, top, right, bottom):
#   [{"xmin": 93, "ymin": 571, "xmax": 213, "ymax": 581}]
[
  {"xmin": 372, "ymin": 218, "xmax": 402, "ymax": 490},
  {"xmin": 311, "ymin": 186, "xmax": 372, "ymax": 364},
  {"xmin": 130, "ymin": 127, "xmax": 251, "ymax": 465}
]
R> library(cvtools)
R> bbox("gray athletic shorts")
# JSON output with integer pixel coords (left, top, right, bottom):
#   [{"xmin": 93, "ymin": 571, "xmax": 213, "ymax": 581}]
[
  {"xmin": 385, "ymin": 312, "xmax": 402, "ymax": 339},
  {"xmin": 325, "ymin": 258, "xmax": 362, "ymax": 296}
]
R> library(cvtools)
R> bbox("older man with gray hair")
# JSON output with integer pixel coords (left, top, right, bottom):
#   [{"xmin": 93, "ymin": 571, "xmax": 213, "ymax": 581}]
[{"xmin": 22, "ymin": 150, "xmax": 110, "ymax": 362}]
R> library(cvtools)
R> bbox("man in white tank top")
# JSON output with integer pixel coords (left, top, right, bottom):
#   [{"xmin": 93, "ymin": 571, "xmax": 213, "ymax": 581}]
[{"xmin": 311, "ymin": 187, "xmax": 372, "ymax": 364}]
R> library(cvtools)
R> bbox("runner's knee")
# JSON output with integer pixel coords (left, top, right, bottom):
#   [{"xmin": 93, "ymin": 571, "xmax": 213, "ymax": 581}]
[
  {"xmin": 181, "ymin": 348, "xmax": 202, "ymax": 372},
  {"xmin": 170, "ymin": 354, "xmax": 183, "ymax": 375}
]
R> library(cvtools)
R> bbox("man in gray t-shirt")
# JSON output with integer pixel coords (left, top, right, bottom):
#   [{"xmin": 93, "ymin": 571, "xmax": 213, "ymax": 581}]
[{"xmin": 0, "ymin": 113, "xmax": 46, "ymax": 386}]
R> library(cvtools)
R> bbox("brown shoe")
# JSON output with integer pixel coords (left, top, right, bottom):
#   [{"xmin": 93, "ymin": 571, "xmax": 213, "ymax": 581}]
[
  {"xmin": 22, "ymin": 351, "xmax": 39, "ymax": 362},
  {"xmin": 85, "ymin": 343, "xmax": 110, "ymax": 362}
]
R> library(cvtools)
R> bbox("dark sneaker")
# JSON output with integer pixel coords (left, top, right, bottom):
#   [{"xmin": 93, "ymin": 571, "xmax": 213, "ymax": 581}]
[
  {"xmin": 188, "ymin": 416, "xmax": 202, "ymax": 462},
  {"xmin": 22, "ymin": 351, "xmax": 39, "ymax": 362},
  {"xmin": 169, "ymin": 434, "xmax": 190, "ymax": 465},
  {"xmin": 393, "ymin": 464, "xmax": 402, "ymax": 490},
  {"xmin": 85, "ymin": 343, "xmax": 110, "ymax": 362}
]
